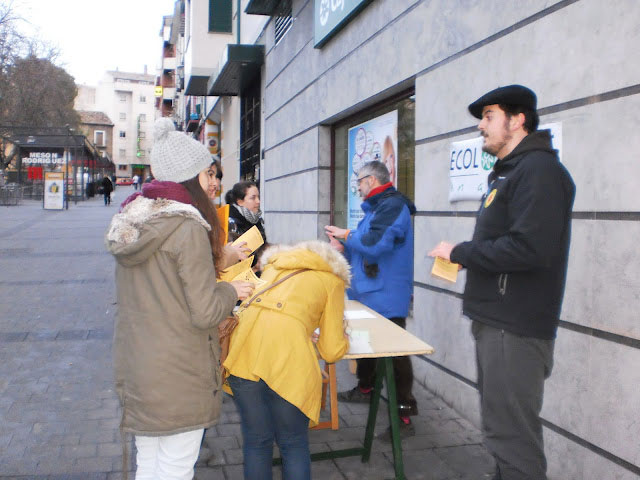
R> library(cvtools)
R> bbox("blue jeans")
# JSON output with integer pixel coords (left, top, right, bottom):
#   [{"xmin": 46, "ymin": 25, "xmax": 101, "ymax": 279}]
[{"xmin": 228, "ymin": 375, "xmax": 311, "ymax": 480}]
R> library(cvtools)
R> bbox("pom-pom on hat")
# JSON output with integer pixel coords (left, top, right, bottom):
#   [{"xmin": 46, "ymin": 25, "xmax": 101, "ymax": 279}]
[
  {"xmin": 468, "ymin": 85, "xmax": 537, "ymax": 119},
  {"xmin": 150, "ymin": 118, "xmax": 212, "ymax": 183}
]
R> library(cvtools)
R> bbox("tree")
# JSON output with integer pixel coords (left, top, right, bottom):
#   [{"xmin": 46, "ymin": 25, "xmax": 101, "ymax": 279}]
[
  {"xmin": 4, "ymin": 55, "xmax": 80, "ymax": 127},
  {"xmin": 0, "ymin": 1, "xmax": 79, "ymax": 170}
]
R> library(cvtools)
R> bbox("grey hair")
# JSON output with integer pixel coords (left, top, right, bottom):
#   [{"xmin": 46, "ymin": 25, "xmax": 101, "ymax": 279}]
[{"xmin": 357, "ymin": 161, "xmax": 390, "ymax": 184}]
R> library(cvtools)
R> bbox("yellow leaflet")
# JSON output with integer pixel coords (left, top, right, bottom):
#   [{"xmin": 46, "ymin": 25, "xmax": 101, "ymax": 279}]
[
  {"xmin": 219, "ymin": 257, "xmax": 253, "ymax": 282},
  {"xmin": 431, "ymin": 257, "xmax": 459, "ymax": 283},
  {"xmin": 231, "ymin": 225, "xmax": 264, "ymax": 254}
]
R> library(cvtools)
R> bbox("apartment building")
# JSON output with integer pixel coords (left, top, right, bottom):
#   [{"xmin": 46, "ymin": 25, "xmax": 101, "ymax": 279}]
[
  {"xmin": 76, "ymin": 70, "xmax": 156, "ymax": 181},
  {"xmin": 194, "ymin": 0, "xmax": 639, "ymax": 478},
  {"xmin": 158, "ymin": 0, "xmax": 269, "ymax": 200}
]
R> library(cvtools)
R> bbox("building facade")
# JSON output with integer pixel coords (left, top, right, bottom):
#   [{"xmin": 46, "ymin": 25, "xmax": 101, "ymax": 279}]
[
  {"xmin": 252, "ymin": 1, "xmax": 639, "ymax": 479},
  {"xmin": 77, "ymin": 70, "xmax": 156, "ymax": 181},
  {"xmin": 154, "ymin": 1, "xmax": 640, "ymax": 476},
  {"xmin": 77, "ymin": 111, "xmax": 114, "ymax": 163}
]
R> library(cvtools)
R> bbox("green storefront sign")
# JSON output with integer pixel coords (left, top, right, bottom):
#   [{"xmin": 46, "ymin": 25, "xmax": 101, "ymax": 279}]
[{"xmin": 314, "ymin": 0, "xmax": 373, "ymax": 48}]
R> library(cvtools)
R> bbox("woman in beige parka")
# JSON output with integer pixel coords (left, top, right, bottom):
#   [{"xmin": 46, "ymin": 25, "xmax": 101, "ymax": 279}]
[{"xmin": 106, "ymin": 118, "xmax": 253, "ymax": 480}]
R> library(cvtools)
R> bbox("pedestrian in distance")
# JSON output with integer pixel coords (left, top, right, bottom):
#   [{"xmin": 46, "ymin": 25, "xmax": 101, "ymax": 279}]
[
  {"xmin": 223, "ymin": 240, "xmax": 350, "ymax": 480},
  {"xmin": 101, "ymin": 175, "xmax": 114, "ymax": 205},
  {"xmin": 105, "ymin": 118, "xmax": 254, "ymax": 480},
  {"xmin": 132, "ymin": 174, "xmax": 139, "ymax": 190},
  {"xmin": 225, "ymin": 181, "xmax": 267, "ymax": 269},
  {"xmin": 325, "ymin": 160, "xmax": 418, "ymax": 440},
  {"xmin": 428, "ymin": 85, "xmax": 575, "ymax": 480}
]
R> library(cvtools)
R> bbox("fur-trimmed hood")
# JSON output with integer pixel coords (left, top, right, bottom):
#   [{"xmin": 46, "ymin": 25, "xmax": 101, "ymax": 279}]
[
  {"xmin": 105, "ymin": 196, "xmax": 210, "ymax": 267},
  {"xmin": 260, "ymin": 240, "xmax": 351, "ymax": 287}
]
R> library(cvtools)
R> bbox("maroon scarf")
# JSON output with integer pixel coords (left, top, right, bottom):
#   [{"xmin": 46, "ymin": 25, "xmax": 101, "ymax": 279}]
[{"xmin": 119, "ymin": 180, "xmax": 193, "ymax": 211}]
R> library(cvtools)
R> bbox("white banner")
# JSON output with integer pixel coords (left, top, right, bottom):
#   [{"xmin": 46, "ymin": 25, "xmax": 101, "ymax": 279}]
[{"xmin": 448, "ymin": 123, "xmax": 562, "ymax": 202}]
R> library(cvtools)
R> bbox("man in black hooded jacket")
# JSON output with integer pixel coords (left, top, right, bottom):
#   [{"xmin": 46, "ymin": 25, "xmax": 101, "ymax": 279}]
[{"xmin": 429, "ymin": 85, "xmax": 575, "ymax": 480}]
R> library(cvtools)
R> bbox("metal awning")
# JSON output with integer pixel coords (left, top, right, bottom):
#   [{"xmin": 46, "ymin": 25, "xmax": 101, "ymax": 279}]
[
  {"xmin": 207, "ymin": 44, "xmax": 265, "ymax": 97},
  {"xmin": 185, "ymin": 75, "xmax": 210, "ymax": 96},
  {"xmin": 245, "ymin": 0, "xmax": 289, "ymax": 15}
]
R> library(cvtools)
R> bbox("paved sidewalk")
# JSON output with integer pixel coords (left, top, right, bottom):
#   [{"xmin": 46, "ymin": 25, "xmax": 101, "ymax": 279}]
[{"xmin": 0, "ymin": 189, "xmax": 495, "ymax": 479}]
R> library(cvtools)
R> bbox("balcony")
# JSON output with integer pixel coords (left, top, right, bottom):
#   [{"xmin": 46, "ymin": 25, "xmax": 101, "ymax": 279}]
[
  {"xmin": 208, "ymin": 44, "xmax": 265, "ymax": 96},
  {"xmin": 163, "ymin": 56, "xmax": 177, "ymax": 71},
  {"xmin": 163, "ymin": 87, "xmax": 176, "ymax": 100}
]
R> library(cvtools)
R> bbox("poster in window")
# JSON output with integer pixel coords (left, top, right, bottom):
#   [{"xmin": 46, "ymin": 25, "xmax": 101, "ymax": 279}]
[{"xmin": 347, "ymin": 110, "xmax": 398, "ymax": 229}]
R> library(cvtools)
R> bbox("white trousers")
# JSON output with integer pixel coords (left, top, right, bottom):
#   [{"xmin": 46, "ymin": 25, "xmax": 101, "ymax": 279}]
[{"xmin": 135, "ymin": 429, "xmax": 204, "ymax": 480}]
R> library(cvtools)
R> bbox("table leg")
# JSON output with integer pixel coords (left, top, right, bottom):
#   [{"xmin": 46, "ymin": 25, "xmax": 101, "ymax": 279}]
[
  {"xmin": 361, "ymin": 358, "xmax": 385, "ymax": 462},
  {"xmin": 384, "ymin": 357, "xmax": 406, "ymax": 480}
]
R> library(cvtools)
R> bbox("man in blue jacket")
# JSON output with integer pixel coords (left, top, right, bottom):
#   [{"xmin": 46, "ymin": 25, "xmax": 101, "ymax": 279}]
[
  {"xmin": 325, "ymin": 160, "xmax": 417, "ymax": 439},
  {"xmin": 429, "ymin": 85, "xmax": 575, "ymax": 480}
]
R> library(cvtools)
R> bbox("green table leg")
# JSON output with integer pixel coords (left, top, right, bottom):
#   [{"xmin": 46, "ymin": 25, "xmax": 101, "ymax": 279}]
[
  {"xmin": 384, "ymin": 357, "xmax": 406, "ymax": 480},
  {"xmin": 361, "ymin": 358, "xmax": 385, "ymax": 462}
]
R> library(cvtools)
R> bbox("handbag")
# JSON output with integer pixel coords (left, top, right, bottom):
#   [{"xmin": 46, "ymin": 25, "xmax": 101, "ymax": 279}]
[{"xmin": 218, "ymin": 268, "xmax": 309, "ymax": 376}]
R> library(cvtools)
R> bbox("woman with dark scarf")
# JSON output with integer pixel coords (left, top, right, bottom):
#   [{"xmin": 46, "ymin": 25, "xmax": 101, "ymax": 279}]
[{"xmin": 225, "ymin": 181, "xmax": 267, "ymax": 267}]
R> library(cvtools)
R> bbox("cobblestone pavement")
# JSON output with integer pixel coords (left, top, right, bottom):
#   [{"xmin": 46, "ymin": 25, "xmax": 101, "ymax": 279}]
[{"xmin": 0, "ymin": 188, "xmax": 495, "ymax": 479}]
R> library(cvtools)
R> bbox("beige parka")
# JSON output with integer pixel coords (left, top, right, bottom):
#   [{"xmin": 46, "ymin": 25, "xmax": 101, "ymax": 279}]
[{"xmin": 105, "ymin": 196, "xmax": 237, "ymax": 436}]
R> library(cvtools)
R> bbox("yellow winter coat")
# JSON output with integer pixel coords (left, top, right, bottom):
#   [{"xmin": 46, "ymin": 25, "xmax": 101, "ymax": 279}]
[{"xmin": 223, "ymin": 240, "xmax": 351, "ymax": 424}]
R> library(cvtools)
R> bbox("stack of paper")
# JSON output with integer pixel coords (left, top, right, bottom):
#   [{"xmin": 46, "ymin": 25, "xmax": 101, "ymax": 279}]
[{"xmin": 219, "ymin": 226, "xmax": 266, "ymax": 287}]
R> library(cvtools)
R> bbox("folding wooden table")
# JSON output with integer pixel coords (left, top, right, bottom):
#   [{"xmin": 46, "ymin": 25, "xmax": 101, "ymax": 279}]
[{"xmin": 307, "ymin": 300, "xmax": 435, "ymax": 480}]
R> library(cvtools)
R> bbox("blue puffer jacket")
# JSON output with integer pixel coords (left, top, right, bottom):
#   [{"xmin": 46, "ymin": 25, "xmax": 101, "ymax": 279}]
[{"xmin": 344, "ymin": 186, "xmax": 416, "ymax": 319}]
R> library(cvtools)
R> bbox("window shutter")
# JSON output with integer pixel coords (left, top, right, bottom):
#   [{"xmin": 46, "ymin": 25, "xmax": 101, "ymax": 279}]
[{"xmin": 209, "ymin": 0, "xmax": 232, "ymax": 33}]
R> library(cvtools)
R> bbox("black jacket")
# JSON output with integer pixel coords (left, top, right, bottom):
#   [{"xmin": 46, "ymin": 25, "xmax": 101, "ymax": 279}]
[
  {"xmin": 228, "ymin": 204, "xmax": 267, "ymax": 267},
  {"xmin": 101, "ymin": 177, "xmax": 114, "ymax": 194},
  {"xmin": 450, "ymin": 130, "xmax": 575, "ymax": 339}
]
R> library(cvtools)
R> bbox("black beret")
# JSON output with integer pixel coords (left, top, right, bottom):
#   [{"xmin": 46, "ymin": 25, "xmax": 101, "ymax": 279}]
[{"xmin": 468, "ymin": 85, "xmax": 537, "ymax": 119}]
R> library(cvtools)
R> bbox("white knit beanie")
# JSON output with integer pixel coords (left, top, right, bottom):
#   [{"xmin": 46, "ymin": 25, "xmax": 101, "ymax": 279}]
[{"xmin": 150, "ymin": 118, "xmax": 212, "ymax": 183}]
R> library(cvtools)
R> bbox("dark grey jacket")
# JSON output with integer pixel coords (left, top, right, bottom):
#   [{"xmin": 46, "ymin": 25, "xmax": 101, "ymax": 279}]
[{"xmin": 451, "ymin": 130, "xmax": 575, "ymax": 339}]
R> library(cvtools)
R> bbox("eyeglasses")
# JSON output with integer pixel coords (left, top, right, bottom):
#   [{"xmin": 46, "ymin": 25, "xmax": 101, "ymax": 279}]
[{"xmin": 357, "ymin": 175, "xmax": 371, "ymax": 184}]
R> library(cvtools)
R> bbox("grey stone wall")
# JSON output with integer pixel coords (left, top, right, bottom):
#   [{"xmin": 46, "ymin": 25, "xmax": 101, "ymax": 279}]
[{"xmin": 260, "ymin": 0, "xmax": 640, "ymax": 477}]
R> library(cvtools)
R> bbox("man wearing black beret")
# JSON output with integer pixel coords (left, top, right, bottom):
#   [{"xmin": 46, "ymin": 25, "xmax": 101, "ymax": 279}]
[{"xmin": 429, "ymin": 85, "xmax": 576, "ymax": 480}]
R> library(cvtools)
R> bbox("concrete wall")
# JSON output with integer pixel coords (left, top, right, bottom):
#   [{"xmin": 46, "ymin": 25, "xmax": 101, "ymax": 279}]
[{"xmin": 261, "ymin": 0, "xmax": 640, "ymax": 477}]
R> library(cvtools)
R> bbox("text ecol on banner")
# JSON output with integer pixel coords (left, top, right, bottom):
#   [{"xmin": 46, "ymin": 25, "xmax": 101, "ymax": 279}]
[
  {"xmin": 347, "ymin": 110, "xmax": 398, "ymax": 229},
  {"xmin": 448, "ymin": 123, "xmax": 562, "ymax": 202}
]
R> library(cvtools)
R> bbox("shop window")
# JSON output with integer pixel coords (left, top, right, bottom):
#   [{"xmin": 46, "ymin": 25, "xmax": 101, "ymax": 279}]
[
  {"xmin": 332, "ymin": 93, "xmax": 415, "ymax": 229},
  {"xmin": 118, "ymin": 164, "xmax": 127, "ymax": 171},
  {"xmin": 208, "ymin": 0, "xmax": 232, "ymax": 33},
  {"xmin": 240, "ymin": 78, "xmax": 261, "ymax": 183}
]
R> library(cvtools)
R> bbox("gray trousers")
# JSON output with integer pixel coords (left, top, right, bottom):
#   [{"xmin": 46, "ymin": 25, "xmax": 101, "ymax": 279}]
[{"xmin": 472, "ymin": 321, "xmax": 555, "ymax": 480}]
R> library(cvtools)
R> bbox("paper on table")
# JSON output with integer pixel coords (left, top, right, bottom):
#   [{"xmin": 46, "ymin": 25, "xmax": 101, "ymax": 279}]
[
  {"xmin": 344, "ymin": 309, "xmax": 376, "ymax": 320},
  {"xmin": 431, "ymin": 256, "xmax": 459, "ymax": 283},
  {"xmin": 348, "ymin": 329, "xmax": 373, "ymax": 354},
  {"xmin": 231, "ymin": 225, "xmax": 264, "ymax": 254}
]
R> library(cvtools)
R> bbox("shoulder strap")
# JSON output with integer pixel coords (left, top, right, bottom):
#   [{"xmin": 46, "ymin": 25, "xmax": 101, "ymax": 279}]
[{"xmin": 242, "ymin": 269, "xmax": 309, "ymax": 309}]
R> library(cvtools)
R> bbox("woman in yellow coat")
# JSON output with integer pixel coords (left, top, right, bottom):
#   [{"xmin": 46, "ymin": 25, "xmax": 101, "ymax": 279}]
[{"xmin": 223, "ymin": 240, "xmax": 350, "ymax": 480}]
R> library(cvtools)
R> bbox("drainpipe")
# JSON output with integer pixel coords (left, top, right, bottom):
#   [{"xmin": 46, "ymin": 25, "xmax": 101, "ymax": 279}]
[{"xmin": 237, "ymin": 0, "xmax": 241, "ymax": 43}]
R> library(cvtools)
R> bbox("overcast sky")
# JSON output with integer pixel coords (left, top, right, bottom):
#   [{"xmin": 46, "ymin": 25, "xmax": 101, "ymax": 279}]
[{"xmin": 13, "ymin": 0, "xmax": 177, "ymax": 85}]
